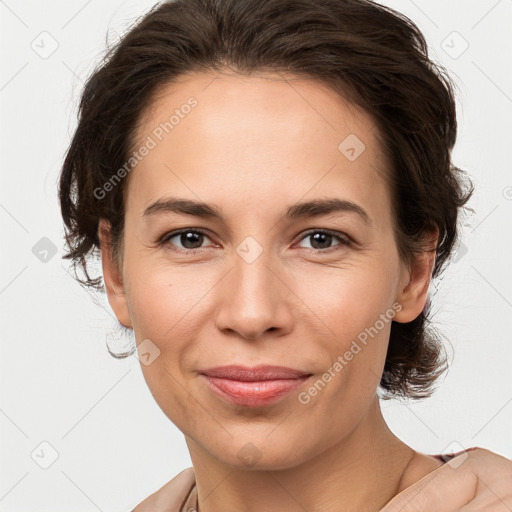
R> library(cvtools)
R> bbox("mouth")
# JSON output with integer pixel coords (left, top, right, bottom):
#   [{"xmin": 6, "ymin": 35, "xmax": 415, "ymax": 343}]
[{"xmin": 199, "ymin": 365, "xmax": 312, "ymax": 407}]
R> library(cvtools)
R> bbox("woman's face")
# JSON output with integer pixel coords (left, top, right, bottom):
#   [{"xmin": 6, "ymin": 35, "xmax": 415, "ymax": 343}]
[{"xmin": 101, "ymin": 70, "xmax": 429, "ymax": 469}]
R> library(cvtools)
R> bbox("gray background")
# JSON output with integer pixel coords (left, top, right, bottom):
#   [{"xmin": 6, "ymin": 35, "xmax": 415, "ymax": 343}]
[{"xmin": 1, "ymin": 0, "xmax": 511, "ymax": 510}]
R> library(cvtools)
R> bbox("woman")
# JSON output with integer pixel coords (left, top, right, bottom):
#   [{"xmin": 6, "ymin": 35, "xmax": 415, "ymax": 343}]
[{"xmin": 58, "ymin": 0, "xmax": 512, "ymax": 510}]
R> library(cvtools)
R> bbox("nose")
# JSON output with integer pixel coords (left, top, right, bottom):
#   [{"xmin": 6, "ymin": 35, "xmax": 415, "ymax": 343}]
[{"xmin": 214, "ymin": 246, "xmax": 294, "ymax": 341}]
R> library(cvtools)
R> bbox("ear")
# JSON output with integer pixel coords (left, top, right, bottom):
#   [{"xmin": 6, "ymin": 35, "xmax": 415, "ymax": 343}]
[
  {"xmin": 98, "ymin": 218, "xmax": 132, "ymax": 328},
  {"xmin": 393, "ymin": 225, "xmax": 439, "ymax": 323}
]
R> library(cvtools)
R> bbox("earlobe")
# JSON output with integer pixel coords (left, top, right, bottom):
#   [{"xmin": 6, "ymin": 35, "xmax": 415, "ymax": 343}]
[
  {"xmin": 98, "ymin": 218, "xmax": 132, "ymax": 328},
  {"xmin": 393, "ymin": 227, "xmax": 438, "ymax": 324}
]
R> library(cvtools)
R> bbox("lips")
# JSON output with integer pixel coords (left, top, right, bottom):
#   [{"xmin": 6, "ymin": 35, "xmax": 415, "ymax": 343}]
[
  {"xmin": 199, "ymin": 365, "xmax": 312, "ymax": 407},
  {"xmin": 200, "ymin": 365, "xmax": 310, "ymax": 381}
]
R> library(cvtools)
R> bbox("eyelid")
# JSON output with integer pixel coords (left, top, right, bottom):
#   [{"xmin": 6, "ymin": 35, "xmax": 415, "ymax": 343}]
[
  {"xmin": 159, "ymin": 227, "xmax": 217, "ymax": 251},
  {"xmin": 159, "ymin": 227, "xmax": 352, "ymax": 253},
  {"xmin": 293, "ymin": 228, "xmax": 352, "ymax": 249}
]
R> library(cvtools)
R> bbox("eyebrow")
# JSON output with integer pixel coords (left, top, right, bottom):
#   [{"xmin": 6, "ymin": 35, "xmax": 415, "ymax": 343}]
[{"xmin": 142, "ymin": 196, "xmax": 371, "ymax": 226}]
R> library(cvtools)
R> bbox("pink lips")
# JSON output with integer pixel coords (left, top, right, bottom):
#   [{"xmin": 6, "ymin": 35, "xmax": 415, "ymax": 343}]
[{"xmin": 200, "ymin": 365, "xmax": 311, "ymax": 407}]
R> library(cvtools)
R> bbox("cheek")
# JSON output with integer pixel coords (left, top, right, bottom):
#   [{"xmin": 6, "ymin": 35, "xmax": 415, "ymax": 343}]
[
  {"xmin": 298, "ymin": 323, "xmax": 390, "ymax": 434},
  {"xmin": 124, "ymin": 255, "xmax": 212, "ymax": 337},
  {"xmin": 138, "ymin": 360, "xmax": 199, "ymax": 437},
  {"xmin": 294, "ymin": 264, "xmax": 395, "ymax": 398},
  {"xmin": 294, "ymin": 260, "xmax": 396, "ymax": 338}
]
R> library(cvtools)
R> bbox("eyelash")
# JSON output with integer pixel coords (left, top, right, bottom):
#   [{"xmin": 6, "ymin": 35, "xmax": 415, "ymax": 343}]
[{"xmin": 158, "ymin": 228, "xmax": 352, "ymax": 254}]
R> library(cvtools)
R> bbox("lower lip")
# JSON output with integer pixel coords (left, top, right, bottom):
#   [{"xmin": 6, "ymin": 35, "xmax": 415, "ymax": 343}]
[{"xmin": 202, "ymin": 375, "xmax": 310, "ymax": 407}]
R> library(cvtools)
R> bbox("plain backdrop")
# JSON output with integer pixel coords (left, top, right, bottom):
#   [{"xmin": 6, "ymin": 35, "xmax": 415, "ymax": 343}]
[{"xmin": 1, "ymin": 0, "xmax": 511, "ymax": 510}]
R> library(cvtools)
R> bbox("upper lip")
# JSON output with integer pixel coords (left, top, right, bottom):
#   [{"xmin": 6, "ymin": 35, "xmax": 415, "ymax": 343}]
[{"xmin": 200, "ymin": 365, "xmax": 311, "ymax": 381}]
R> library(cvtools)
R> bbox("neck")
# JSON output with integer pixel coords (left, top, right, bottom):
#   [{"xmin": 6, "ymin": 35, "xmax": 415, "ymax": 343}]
[{"xmin": 185, "ymin": 396, "xmax": 421, "ymax": 512}]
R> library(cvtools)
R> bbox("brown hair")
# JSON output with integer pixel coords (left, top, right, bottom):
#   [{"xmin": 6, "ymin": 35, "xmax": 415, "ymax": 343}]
[{"xmin": 58, "ymin": 0, "xmax": 473, "ymax": 400}]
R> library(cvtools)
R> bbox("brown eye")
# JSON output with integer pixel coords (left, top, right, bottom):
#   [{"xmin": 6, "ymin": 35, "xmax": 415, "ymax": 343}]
[
  {"xmin": 161, "ymin": 229, "xmax": 215, "ymax": 251},
  {"xmin": 296, "ymin": 230, "xmax": 351, "ymax": 251}
]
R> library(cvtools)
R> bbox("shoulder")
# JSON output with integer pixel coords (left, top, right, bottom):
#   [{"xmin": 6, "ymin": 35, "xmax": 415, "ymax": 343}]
[
  {"xmin": 396, "ymin": 452, "xmax": 446, "ymax": 493},
  {"xmin": 131, "ymin": 467, "xmax": 196, "ymax": 512}
]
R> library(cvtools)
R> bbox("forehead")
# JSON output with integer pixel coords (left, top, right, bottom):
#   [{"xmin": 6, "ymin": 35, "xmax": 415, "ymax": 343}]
[
  {"xmin": 134, "ymin": 70, "xmax": 381, "ymax": 151},
  {"xmin": 129, "ymin": 70, "xmax": 390, "ymax": 223}
]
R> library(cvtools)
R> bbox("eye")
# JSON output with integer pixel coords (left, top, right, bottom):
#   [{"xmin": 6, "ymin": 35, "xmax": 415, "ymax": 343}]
[
  {"xmin": 160, "ymin": 229, "xmax": 216, "ymax": 251},
  {"xmin": 158, "ymin": 228, "xmax": 351, "ymax": 253},
  {"xmin": 295, "ymin": 229, "xmax": 351, "ymax": 251}
]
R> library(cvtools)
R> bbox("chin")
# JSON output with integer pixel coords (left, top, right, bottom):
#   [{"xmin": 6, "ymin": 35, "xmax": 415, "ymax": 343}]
[{"xmin": 209, "ymin": 436, "xmax": 315, "ymax": 471}]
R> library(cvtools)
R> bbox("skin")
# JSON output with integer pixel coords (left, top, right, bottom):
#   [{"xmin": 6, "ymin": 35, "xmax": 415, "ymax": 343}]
[
  {"xmin": 99, "ymin": 69, "xmax": 458, "ymax": 511},
  {"xmin": 380, "ymin": 447, "xmax": 512, "ymax": 511}
]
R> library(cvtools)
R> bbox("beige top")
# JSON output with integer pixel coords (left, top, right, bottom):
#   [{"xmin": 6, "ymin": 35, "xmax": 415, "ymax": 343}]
[
  {"xmin": 132, "ymin": 467, "xmax": 197, "ymax": 512},
  {"xmin": 131, "ymin": 455, "xmax": 453, "ymax": 512}
]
